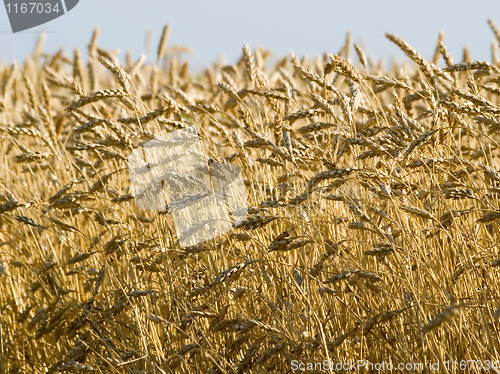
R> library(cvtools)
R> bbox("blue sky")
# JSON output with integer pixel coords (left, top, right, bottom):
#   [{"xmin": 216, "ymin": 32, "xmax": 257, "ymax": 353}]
[{"xmin": 1, "ymin": 0, "xmax": 499, "ymax": 69}]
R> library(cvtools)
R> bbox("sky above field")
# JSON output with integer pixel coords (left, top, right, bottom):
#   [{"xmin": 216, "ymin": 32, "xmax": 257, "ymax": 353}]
[{"xmin": 0, "ymin": 0, "xmax": 499, "ymax": 69}]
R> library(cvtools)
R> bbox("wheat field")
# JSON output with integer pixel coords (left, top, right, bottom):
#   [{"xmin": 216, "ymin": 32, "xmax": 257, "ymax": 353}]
[{"xmin": 1, "ymin": 22, "xmax": 500, "ymax": 373}]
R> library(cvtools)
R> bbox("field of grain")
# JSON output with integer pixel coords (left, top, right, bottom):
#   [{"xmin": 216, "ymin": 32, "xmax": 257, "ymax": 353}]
[{"xmin": 1, "ymin": 23, "xmax": 500, "ymax": 373}]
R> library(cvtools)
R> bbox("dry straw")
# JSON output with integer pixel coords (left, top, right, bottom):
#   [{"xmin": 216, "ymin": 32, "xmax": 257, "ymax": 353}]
[{"xmin": 0, "ymin": 21, "xmax": 500, "ymax": 374}]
